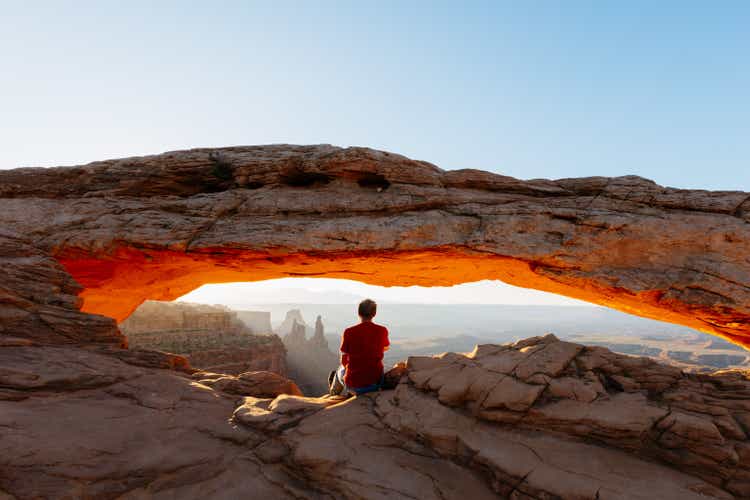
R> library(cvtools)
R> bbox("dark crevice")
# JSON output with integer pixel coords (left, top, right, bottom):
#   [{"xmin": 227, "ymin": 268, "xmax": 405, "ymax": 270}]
[
  {"xmin": 280, "ymin": 167, "xmax": 333, "ymax": 187},
  {"xmin": 203, "ymin": 151, "xmax": 237, "ymax": 193},
  {"xmin": 356, "ymin": 173, "xmax": 391, "ymax": 191},
  {"xmin": 732, "ymin": 195, "xmax": 750, "ymax": 218},
  {"xmin": 602, "ymin": 374, "xmax": 625, "ymax": 393}
]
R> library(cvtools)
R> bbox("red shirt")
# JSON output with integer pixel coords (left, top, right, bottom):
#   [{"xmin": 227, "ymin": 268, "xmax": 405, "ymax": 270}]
[{"xmin": 340, "ymin": 321, "xmax": 389, "ymax": 389}]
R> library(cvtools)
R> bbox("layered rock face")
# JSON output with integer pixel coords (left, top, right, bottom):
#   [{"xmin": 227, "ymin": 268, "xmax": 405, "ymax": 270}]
[
  {"xmin": 280, "ymin": 311, "xmax": 339, "ymax": 395},
  {"xmin": 0, "ymin": 145, "xmax": 747, "ymax": 347},
  {"xmin": 397, "ymin": 335, "xmax": 750, "ymax": 497},
  {"xmin": 2, "ymin": 145, "xmax": 750, "ymax": 498},
  {"xmin": 0, "ymin": 230, "xmax": 120, "ymax": 345},
  {"xmin": 121, "ymin": 301, "xmax": 236, "ymax": 334},
  {"xmin": 5, "ymin": 334, "xmax": 750, "ymax": 499},
  {"xmin": 120, "ymin": 301, "xmax": 287, "ymax": 375},
  {"xmin": 0, "ymin": 337, "xmax": 302, "ymax": 499}
]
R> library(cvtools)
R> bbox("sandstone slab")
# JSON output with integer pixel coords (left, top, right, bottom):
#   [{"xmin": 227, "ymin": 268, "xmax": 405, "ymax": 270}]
[
  {"xmin": 195, "ymin": 370, "xmax": 302, "ymax": 398},
  {"xmin": 2, "ymin": 338, "xmax": 749, "ymax": 498}
]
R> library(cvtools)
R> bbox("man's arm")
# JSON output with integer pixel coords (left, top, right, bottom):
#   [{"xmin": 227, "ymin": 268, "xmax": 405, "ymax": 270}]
[
  {"xmin": 382, "ymin": 327, "xmax": 390, "ymax": 352},
  {"xmin": 340, "ymin": 330, "xmax": 350, "ymax": 367}
]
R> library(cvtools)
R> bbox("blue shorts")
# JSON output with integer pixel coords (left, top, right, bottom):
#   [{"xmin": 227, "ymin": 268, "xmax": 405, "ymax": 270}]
[{"xmin": 336, "ymin": 365, "xmax": 383, "ymax": 395}]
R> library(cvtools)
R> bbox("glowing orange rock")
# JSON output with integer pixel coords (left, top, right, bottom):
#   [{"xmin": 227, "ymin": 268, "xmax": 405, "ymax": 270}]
[{"xmin": 1, "ymin": 145, "xmax": 748, "ymax": 347}]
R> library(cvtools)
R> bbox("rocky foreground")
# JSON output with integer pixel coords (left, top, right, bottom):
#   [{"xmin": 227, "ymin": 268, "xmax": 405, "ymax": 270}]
[{"xmin": 3, "ymin": 334, "xmax": 750, "ymax": 499}]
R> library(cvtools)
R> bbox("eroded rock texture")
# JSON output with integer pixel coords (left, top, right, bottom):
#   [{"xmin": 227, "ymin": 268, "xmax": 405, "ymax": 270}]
[
  {"xmin": 0, "ymin": 230, "xmax": 120, "ymax": 345},
  {"xmin": 5, "ymin": 336, "xmax": 750, "ymax": 499},
  {"xmin": 121, "ymin": 300, "xmax": 288, "ymax": 375},
  {"xmin": 0, "ymin": 339, "xmax": 302, "ymax": 499},
  {"xmin": 0, "ymin": 145, "xmax": 748, "ymax": 347}
]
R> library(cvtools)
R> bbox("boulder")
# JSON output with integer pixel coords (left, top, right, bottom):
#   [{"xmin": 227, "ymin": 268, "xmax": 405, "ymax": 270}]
[{"xmin": 196, "ymin": 370, "xmax": 302, "ymax": 398}]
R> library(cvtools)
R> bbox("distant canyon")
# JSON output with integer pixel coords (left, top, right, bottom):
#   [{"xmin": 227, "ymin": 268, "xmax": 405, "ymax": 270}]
[{"xmin": 119, "ymin": 300, "xmax": 750, "ymax": 399}]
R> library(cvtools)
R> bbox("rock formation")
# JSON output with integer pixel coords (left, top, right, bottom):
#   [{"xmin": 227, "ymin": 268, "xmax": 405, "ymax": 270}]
[
  {"xmin": 0, "ymin": 230, "xmax": 120, "ymax": 346},
  {"xmin": 194, "ymin": 370, "xmax": 302, "ymax": 398},
  {"xmin": 312, "ymin": 315, "xmax": 329, "ymax": 350},
  {"xmin": 121, "ymin": 301, "xmax": 287, "ymax": 375},
  {"xmin": 276, "ymin": 309, "xmax": 308, "ymax": 338},
  {"xmin": 121, "ymin": 301, "xmax": 237, "ymax": 334},
  {"xmin": 0, "ymin": 338, "xmax": 304, "ymax": 499},
  {"xmin": 0, "ymin": 145, "xmax": 747, "ymax": 348},
  {"xmin": 281, "ymin": 312, "xmax": 339, "ymax": 395},
  {"xmin": 283, "ymin": 319, "xmax": 307, "ymax": 345},
  {"xmin": 5, "ymin": 334, "xmax": 750, "ymax": 498},
  {"xmin": 2, "ymin": 144, "xmax": 750, "ymax": 498}
]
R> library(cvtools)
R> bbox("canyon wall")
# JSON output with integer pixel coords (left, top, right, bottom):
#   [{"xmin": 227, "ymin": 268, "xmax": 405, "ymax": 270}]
[
  {"xmin": 120, "ymin": 301, "xmax": 287, "ymax": 375},
  {"xmin": 0, "ymin": 145, "xmax": 747, "ymax": 349},
  {"xmin": 121, "ymin": 301, "xmax": 235, "ymax": 334}
]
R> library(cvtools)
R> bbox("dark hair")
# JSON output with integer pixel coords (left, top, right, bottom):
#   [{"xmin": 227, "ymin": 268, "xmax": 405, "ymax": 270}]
[{"xmin": 358, "ymin": 299, "xmax": 377, "ymax": 320}]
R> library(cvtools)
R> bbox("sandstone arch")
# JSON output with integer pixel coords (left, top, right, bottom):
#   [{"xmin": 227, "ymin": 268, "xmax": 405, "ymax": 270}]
[{"xmin": 1, "ymin": 144, "xmax": 748, "ymax": 347}]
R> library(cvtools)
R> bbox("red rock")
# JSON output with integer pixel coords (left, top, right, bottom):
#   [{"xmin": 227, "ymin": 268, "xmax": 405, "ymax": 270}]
[
  {"xmin": 1, "ymin": 335, "xmax": 748, "ymax": 498},
  {"xmin": 2, "ymin": 145, "xmax": 750, "ymax": 499},
  {"xmin": 196, "ymin": 370, "xmax": 302, "ymax": 398},
  {"xmin": 0, "ymin": 145, "xmax": 747, "ymax": 347}
]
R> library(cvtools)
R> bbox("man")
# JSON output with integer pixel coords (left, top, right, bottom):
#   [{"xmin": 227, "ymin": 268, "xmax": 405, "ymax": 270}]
[{"xmin": 329, "ymin": 299, "xmax": 389, "ymax": 396}]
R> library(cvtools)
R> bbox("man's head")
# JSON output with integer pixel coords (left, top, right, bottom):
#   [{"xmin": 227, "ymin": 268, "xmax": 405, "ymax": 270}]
[{"xmin": 358, "ymin": 299, "xmax": 377, "ymax": 321}]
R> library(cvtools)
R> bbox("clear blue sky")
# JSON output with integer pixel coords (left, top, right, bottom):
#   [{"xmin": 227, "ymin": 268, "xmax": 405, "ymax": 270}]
[
  {"xmin": 2, "ymin": 2, "xmax": 747, "ymax": 305},
  {"xmin": 2, "ymin": 1, "xmax": 748, "ymax": 190}
]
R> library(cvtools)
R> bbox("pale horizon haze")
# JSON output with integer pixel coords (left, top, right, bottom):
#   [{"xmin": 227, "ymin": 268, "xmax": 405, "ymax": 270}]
[{"xmin": 177, "ymin": 278, "xmax": 591, "ymax": 308}]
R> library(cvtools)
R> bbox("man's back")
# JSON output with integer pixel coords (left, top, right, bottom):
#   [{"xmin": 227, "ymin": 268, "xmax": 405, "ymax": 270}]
[{"xmin": 340, "ymin": 322, "xmax": 389, "ymax": 388}]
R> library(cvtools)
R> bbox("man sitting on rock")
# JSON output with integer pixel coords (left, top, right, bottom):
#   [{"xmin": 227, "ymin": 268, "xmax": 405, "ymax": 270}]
[{"xmin": 328, "ymin": 299, "xmax": 390, "ymax": 396}]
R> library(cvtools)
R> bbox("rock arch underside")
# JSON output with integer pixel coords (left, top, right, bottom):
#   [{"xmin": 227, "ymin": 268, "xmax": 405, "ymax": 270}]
[{"xmin": 2, "ymin": 144, "xmax": 750, "ymax": 499}]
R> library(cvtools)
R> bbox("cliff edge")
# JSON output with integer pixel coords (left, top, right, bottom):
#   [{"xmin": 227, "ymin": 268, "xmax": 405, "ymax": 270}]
[{"xmin": 2, "ymin": 335, "xmax": 749, "ymax": 498}]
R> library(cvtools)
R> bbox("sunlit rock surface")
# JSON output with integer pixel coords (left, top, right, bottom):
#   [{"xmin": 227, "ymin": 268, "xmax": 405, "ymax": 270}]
[
  {"xmin": 0, "ymin": 145, "xmax": 748, "ymax": 347},
  {"xmin": 194, "ymin": 370, "xmax": 302, "ymax": 399},
  {"xmin": 4, "ymin": 336, "xmax": 749, "ymax": 498}
]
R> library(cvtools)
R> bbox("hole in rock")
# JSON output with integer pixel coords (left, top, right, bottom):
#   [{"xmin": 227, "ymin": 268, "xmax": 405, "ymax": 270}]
[
  {"xmin": 117, "ymin": 278, "xmax": 730, "ymax": 396},
  {"xmin": 356, "ymin": 173, "xmax": 391, "ymax": 190},
  {"xmin": 280, "ymin": 169, "xmax": 333, "ymax": 187}
]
